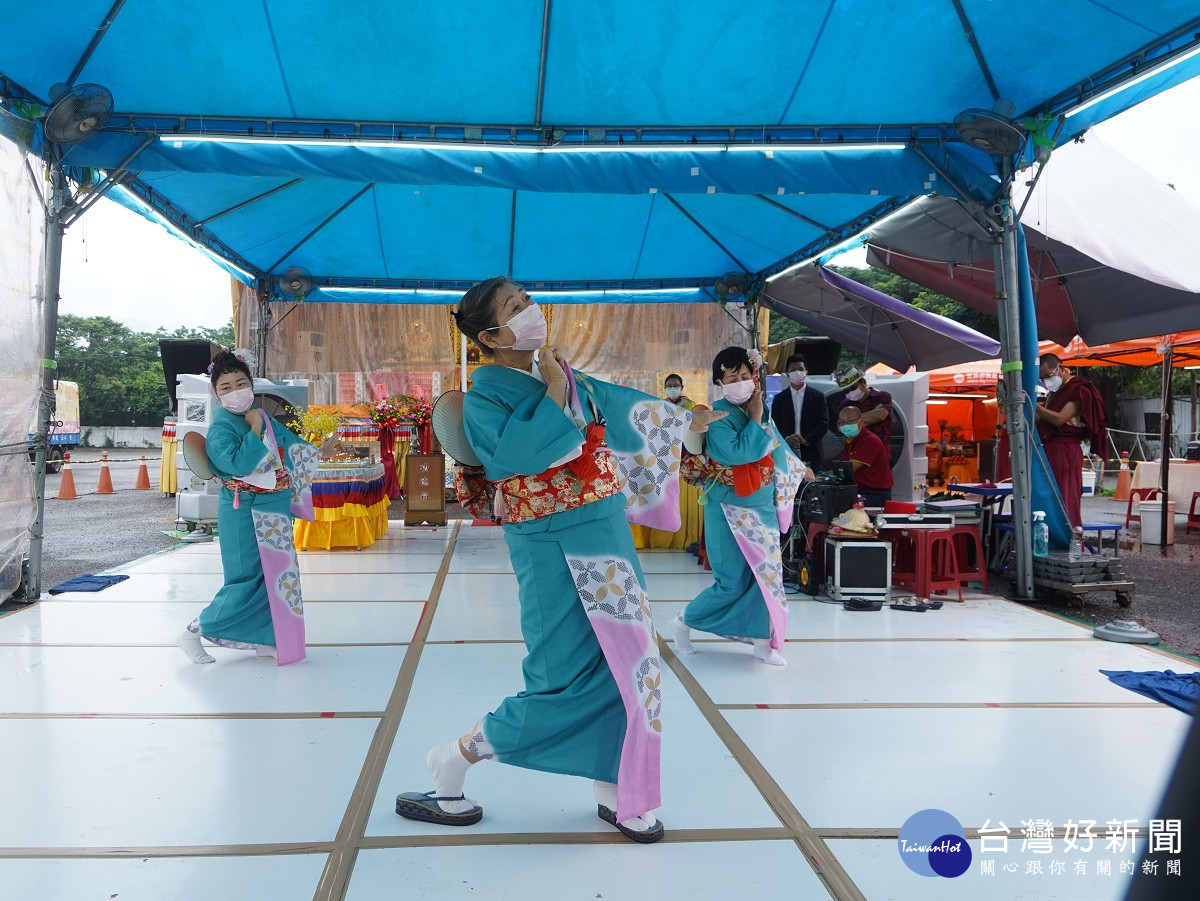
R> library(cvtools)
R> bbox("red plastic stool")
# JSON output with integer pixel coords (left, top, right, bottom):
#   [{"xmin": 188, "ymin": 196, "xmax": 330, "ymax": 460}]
[
  {"xmin": 950, "ymin": 523, "xmax": 988, "ymax": 593},
  {"xmin": 891, "ymin": 528, "xmax": 964, "ymax": 602},
  {"xmin": 1125, "ymin": 486, "xmax": 1161, "ymax": 529},
  {"xmin": 1187, "ymin": 492, "xmax": 1200, "ymax": 535},
  {"xmin": 927, "ymin": 531, "xmax": 964, "ymax": 602}
]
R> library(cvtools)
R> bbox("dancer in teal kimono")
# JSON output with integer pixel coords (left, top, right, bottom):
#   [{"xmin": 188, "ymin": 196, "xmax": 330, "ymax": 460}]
[
  {"xmin": 394, "ymin": 276, "xmax": 723, "ymax": 843},
  {"xmin": 672, "ymin": 347, "xmax": 810, "ymax": 667},
  {"xmin": 175, "ymin": 350, "xmax": 319, "ymax": 667}
]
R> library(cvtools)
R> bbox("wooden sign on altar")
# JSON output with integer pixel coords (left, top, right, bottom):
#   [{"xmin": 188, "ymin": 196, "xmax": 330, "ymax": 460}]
[{"xmin": 403, "ymin": 453, "xmax": 446, "ymax": 526}]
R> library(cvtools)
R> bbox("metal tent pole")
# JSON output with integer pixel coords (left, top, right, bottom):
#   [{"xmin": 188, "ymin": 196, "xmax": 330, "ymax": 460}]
[
  {"xmin": 994, "ymin": 184, "xmax": 1035, "ymax": 599},
  {"xmin": 26, "ymin": 164, "xmax": 67, "ymax": 601},
  {"xmin": 1160, "ymin": 346, "xmax": 1173, "ymax": 550},
  {"xmin": 255, "ymin": 284, "xmax": 270, "ymax": 378}
]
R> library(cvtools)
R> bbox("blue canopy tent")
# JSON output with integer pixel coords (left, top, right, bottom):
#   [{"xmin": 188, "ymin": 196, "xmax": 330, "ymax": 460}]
[{"xmin": 4, "ymin": 1, "xmax": 1200, "ymax": 627}]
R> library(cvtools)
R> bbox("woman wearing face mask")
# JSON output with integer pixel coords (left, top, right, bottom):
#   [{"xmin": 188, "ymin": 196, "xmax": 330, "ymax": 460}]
[
  {"xmin": 662, "ymin": 373, "xmax": 697, "ymax": 411},
  {"xmin": 175, "ymin": 350, "xmax": 319, "ymax": 666},
  {"xmin": 671, "ymin": 346, "xmax": 811, "ymax": 668},
  {"xmin": 394, "ymin": 277, "xmax": 725, "ymax": 843}
]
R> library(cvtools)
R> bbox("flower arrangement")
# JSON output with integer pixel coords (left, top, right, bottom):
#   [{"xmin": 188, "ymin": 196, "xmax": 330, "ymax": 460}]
[
  {"xmin": 369, "ymin": 397, "xmax": 405, "ymax": 430},
  {"xmin": 370, "ymin": 395, "xmax": 432, "ymax": 429},
  {"xmin": 287, "ymin": 408, "xmax": 344, "ymax": 445}
]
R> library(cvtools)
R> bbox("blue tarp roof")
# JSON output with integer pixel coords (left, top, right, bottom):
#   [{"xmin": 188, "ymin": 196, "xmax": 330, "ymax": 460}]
[{"xmin": 3, "ymin": 1, "xmax": 1199, "ymax": 299}]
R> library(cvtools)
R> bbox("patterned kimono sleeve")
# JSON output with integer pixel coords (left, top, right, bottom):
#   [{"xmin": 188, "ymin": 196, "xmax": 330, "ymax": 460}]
[
  {"xmin": 463, "ymin": 389, "xmax": 584, "ymax": 479},
  {"xmin": 205, "ymin": 416, "xmax": 274, "ymax": 478},
  {"xmin": 579, "ymin": 374, "xmax": 693, "ymax": 531},
  {"xmin": 768, "ymin": 422, "xmax": 807, "ymax": 533},
  {"xmin": 704, "ymin": 413, "xmax": 776, "ymax": 467},
  {"xmin": 274, "ymin": 420, "xmax": 320, "ymax": 521}
]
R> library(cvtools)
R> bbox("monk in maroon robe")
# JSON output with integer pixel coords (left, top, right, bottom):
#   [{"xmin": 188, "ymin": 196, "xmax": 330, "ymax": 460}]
[{"xmin": 1035, "ymin": 354, "xmax": 1108, "ymax": 527}]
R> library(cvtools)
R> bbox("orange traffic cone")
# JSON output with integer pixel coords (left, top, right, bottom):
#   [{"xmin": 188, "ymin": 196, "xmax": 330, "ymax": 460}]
[
  {"xmin": 96, "ymin": 451, "xmax": 115, "ymax": 495},
  {"xmin": 134, "ymin": 454, "xmax": 151, "ymax": 490},
  {"xmin": 57, "ymin": 452, "xmax": 78, "ymax": 500},
  {"xmin": 1114, "ymin": 452, "xmax": 1132, "ymax": 501}
]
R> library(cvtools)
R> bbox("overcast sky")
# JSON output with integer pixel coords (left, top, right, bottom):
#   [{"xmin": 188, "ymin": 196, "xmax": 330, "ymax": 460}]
[{"xmin": 56, "ymin": 77, "xmax": 1200, "ymax": 334}]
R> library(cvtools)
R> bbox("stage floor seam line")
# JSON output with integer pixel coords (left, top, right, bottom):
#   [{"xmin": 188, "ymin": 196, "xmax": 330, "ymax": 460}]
[
  {"xmin": 659, "ymin": 641, "xmax": 866, "ymax": 901},
  {"xmin": 313, "ymin": 520, "xmax": 462, "ymax": 901}
]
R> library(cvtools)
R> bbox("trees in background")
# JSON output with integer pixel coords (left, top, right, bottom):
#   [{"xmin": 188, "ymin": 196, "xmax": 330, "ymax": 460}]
[{"xmin": 54, "ymin": 316, "xmax": 234, "ymax": 425}]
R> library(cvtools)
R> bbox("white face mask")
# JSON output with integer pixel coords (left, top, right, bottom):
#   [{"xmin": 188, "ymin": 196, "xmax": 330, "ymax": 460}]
[
  {"xmin": 787, "ymin": 371, "xmax": 807, "ymax": 387},
  {"xmin": 665, "ymin": 387, "xmax": 682, "ymax": 401},
  {"xmin": 486, "ymin": 303, "xmax": 547, "ymax": 351},
  {"xmin": 722, "ymin": 379, "xmax": 756, "ymax": 405},
  {"xmin": 219, "ymin": 387, "xmax": 255, "ymax": 414},
  {"xmin": 846, "ymin": 385, "xmax": 866, "ymax": 402},
  {"xmin": 1043, "ymin": 374, "xmax": 1063, "ymax": 392}
]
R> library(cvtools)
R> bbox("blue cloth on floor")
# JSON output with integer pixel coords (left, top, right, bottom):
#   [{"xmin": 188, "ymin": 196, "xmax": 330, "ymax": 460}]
[
  {"xmin": 48, "ymin": 574, "xmax": 130, "ymax": 595},
  {"xmin": 1100, "ymin": 669, "xmax": 1200, "ymax": 714}
]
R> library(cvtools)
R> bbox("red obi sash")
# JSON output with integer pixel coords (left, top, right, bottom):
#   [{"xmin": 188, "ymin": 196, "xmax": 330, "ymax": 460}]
[
  {"xmin": 221, "ymin": 468, "xmax": 291, "ymax": 510},
  {"xmin": 453, "ymin": 423, "xmax": 621, "ymax": 524},
  {"xmin": 680, "ymin": 453, "xmax": 774, "ymax": 497}
]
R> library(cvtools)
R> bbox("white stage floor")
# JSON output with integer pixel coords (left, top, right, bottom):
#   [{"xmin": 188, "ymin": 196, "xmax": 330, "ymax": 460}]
[{"xmin": 0, "ymin": 520, "xmax": 1190, "ymax": 900}]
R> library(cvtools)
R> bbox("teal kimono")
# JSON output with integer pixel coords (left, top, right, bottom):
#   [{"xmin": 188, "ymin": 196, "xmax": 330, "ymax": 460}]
[
  {"xmin": 459, "ymin": 362, "xmax": 690, "ymax": 821},
  {"xmin": 682, "ymin": 399, "xmax": 803, "ymax": 650},
  {"xmin": 197, "ymin": 406, "xmax": 318, "ymax": 665}
]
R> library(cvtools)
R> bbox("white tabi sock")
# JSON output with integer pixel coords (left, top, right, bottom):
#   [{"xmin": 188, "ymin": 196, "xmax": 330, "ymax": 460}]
[
  {"xmin": 176, "ymin": 620, "xmax": 215, "ymax": 664},
  {"xmin": 671, "ymin": 612, "xmax": 696, "ymax": 654},
  {"xmin": 256, "ymin": 645, "xmax": 277, "ymax": 658},
  {"xmin": 753, "ymin": 639, "xmax": 787, "ymax": 667},
  {"xmin": 427, "ymin": 742, "xmax": 478, "ymax": 815},
  {"xmin": 593, "ymin": 781, "xmax": 659, "ymax": 831}
]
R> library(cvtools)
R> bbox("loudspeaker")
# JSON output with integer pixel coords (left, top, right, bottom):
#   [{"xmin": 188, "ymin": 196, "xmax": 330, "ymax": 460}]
[{"xmin": 159, "ymin": 339, "xmax": 222, "ymax": 413}]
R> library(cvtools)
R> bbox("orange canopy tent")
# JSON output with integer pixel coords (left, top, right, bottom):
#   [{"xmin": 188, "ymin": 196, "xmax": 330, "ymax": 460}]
[
  {"xmin": 869, "ymin": 339, "xmax": 1069, "ymax": 393},
  {"xmin": 1055, "ymin": 332, "xmax": 1200, "ymax": 368}
]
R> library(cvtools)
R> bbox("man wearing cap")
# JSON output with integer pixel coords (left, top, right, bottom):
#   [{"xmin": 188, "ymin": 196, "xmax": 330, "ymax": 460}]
[
  {"xmin": 834, "ymin": 366, "xmax": 895, "ymax": 454},
  {"xmin": 838, "ymin": 406, "xmax": 893, "ymax": 507}
]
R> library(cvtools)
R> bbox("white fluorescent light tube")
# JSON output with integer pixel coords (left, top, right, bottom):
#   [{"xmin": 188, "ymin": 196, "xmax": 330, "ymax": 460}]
[
  {"xmin": 930, "ymin": 392, "xmax": 990, "ymax": 399},
  {"xmin": 323, "ymin": 287, "xmax": 464, "ymax": 298},
  {"xmin": 926, "ymin": 399, "xmax": 950, "ymax": 405},
  {"xmin": 159, "ymin": 134, "xmax": 906, "ymax": 154},
  {"xmin": 325, "ymin": 286, "xmax": 697, "ymax": 297},
  {"xmin": 1065, "ymin": 44, "xmax": 1200, "ymax": 119}
]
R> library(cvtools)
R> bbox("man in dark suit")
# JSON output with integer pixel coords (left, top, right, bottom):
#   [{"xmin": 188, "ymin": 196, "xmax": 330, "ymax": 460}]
[{"xmin": 770, "ymin": 353, "xmax": 828, "ymax": 468}]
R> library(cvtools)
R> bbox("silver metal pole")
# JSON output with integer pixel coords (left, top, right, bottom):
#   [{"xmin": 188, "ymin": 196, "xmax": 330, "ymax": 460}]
[
  {"xmin": 255, "ymin": 286, "xmax": 270, "ymax": 378},
  {"xmin": 1160, "ymin": 346, "xmax": 1173, "ymax": 550},
  {"xmin": 26, "ymin": 165, "xmax": 67, "ymax": 601},
  {"xmin": 994, "ymin": 190, "xmax": 1035, "ymax": 599}
]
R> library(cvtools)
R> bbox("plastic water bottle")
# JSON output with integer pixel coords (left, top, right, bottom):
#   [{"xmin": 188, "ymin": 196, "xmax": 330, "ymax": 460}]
[
  {"xmin": 1032, "ymin": 511, "xmax": 1049, "ymax": 558},
  {"xmin": 1070, "ymin": 525, "xmax": 1085, "ymax": 561}
]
